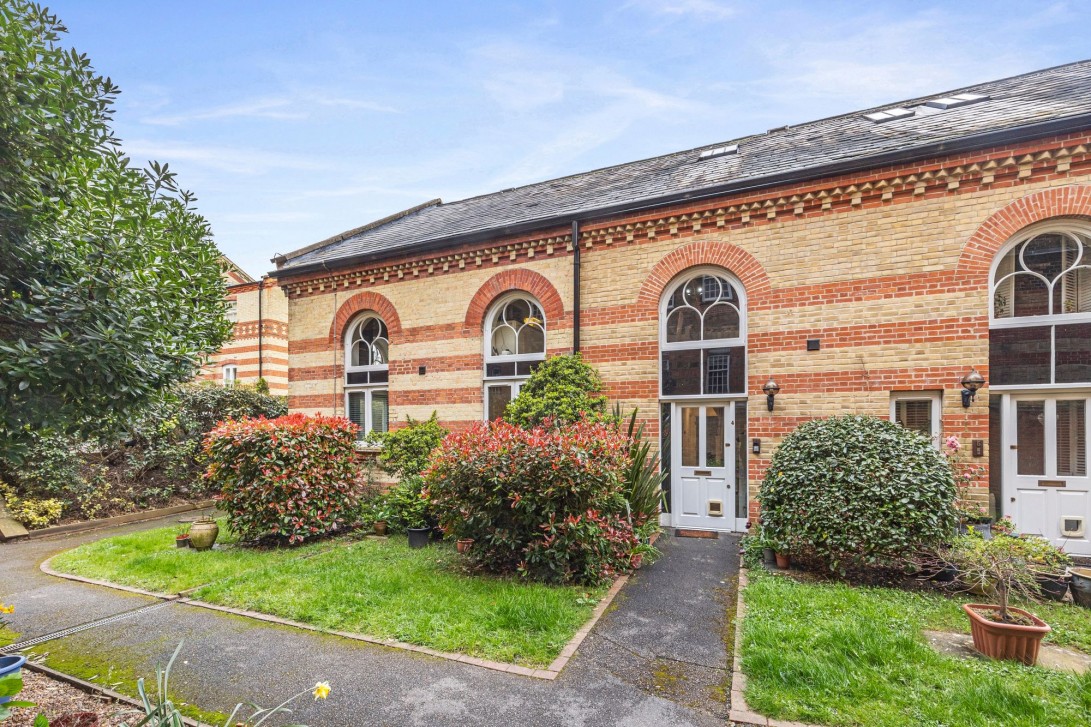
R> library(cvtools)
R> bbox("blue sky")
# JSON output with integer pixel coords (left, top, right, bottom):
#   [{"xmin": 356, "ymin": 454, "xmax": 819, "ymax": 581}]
[{"xmin": 56, "ymin": 0, "xmax": 1091, "ymax": 278}]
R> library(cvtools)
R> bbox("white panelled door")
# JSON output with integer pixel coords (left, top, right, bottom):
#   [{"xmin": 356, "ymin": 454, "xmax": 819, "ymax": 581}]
[
  {"xmin": 671, "ymin": 403, "xmax": 734, "ymax": 530},
  {"xmin": 1004, "ymin": 395, "xmax": 1091, "ymax": 555}
]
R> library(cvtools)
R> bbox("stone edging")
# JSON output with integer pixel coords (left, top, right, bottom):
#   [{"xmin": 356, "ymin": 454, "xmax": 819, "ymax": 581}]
[
  {"xmin": 18, "ymin": 500, "xmax": 218, "ymax": 541},
  {"xmin": 39, "ymin": 552, "xmax": 629, "ymax": 681},
  {"xmin": 729, "ymin": 568, "xmax": 821, "ymax": 727}
]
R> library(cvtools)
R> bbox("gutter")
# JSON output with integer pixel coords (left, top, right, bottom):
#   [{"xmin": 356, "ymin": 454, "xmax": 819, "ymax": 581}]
[{"xmin": 271, "ymin": 112, "xmax": 1091, "ymax": 279}]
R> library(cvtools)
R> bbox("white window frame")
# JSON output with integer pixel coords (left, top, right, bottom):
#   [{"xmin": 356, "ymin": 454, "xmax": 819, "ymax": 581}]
[
  {"xmin": 482, "ymin": 292, "xmax": 546, "ymax": 420},
  {"xmin": 225, "ymin": 299, "xmax": 238, "ymax": 323},
  {"xmin": 988, "ymin": 221, "xmax": 1091, "ymax": 391},
  {"xmin": 989, "ymin": 220, "xmax": 1091, "ymax": 329},
  {"xmin": 890, "ymin": 391, "xmax": 942, "ymax": 447},
  {"xmin": 222, "ymin": 364, "xmax": 237, "ymax": 387},
  {"xmin": 344, "ymin": 313, "xmax": 390, "ymax": 382},
  {"xmin": 344, "ymin": 387, "xmax": 389, "ymax": 439},
  {"xmin": 658, "ymin": 266, "xmax": 747, "ymax": 400}
]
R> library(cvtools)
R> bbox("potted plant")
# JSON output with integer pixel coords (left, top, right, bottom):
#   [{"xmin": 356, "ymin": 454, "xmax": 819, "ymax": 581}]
[
  {"xmin": 188, "ymin": 515, "xmax": 219, "ymax": 551},
  {"xmin": 949, "ymin": 534, "xmax": 1051, "ymax": 665},
  {"xmin": 1071, "ymin": 567, "xmax": 1091, "ymax": 608},
  {"xmin": 947, "ymin": 436, "xmax": 992, "ymax": 539},
  {"xmin": 373, "ymin": 519, "xmax": 388, "ymax": 537},
  {"xmin": 407, "ymin": 520, "xmax": 430, "ymax": 549},
  {"xmin": 1013, "ymin": 535, "xmax": 1072, "ymax": 602},
  {"xmin": 175, "ymin": 524, "xmax": 191, "ymax": 548},
  {"xmin": 456, "ymin": 537, "xmax": 474, "ymax": 554}
]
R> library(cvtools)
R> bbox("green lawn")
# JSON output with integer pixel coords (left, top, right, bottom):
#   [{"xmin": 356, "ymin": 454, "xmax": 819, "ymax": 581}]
[
  {"xmin": 741, "ymin": 571, "xmax": 1091, "ymax": 727},
  {"xmin": 50, "ymin": 523, "xmax": 605, "ymax": 666}
]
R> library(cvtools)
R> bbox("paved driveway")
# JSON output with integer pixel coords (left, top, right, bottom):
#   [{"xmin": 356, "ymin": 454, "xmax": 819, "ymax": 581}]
[{"xmin": 3, "ymin": 519, "xmax": 739, "ymax": 726}]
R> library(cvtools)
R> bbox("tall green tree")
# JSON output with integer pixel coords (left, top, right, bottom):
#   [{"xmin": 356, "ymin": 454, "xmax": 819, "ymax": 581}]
[{"xmin": 0, "ymin": 3, "xmax": 232, "ymax": 461}]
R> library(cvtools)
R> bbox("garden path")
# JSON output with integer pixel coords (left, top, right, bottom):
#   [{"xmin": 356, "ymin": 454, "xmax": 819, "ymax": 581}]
[{"xmin": 2, "ymin": 518, "xmax": 739, "ymax": 726}]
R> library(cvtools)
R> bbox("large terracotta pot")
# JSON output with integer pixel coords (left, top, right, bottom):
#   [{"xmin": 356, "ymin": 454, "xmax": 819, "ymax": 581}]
[
  {"xmin": 188, "ymin": 520, "xmax": 219, "ymax": 551},
  {"xmin": 962, "ymin": 603, "xmax": 1050, "ymax": 665}
]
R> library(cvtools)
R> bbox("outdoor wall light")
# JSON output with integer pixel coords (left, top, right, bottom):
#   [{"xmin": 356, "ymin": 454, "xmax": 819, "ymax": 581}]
[
  {"xmin": 960, "ymin": 368, "xmax": 986, "ymax": 408},
  {"xmin": 762, "ymin": 377, "xmax": 780, "ymax": 412}
]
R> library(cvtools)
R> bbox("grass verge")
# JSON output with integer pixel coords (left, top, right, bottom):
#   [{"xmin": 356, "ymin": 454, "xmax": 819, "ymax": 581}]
[
  {"xmin": 50, "ymin": 523, "xmax": 606, "ymax": 666},
  {"xmin": 741, "ymin": 571, "xmax": 1091, "ymax": 727}
]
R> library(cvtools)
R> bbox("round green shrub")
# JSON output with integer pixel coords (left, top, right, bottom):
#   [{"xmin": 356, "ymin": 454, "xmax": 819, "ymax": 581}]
[
  {"xmin": 758, "ymin": 414, "xmax": 957, "ymax": 574},
  {"xmin": 376, "ymin": 412, "xmax": 447, "ymax": 480},
  {"xmin": 504, "ymin": 353, "xmax": 609, "ymax": 428}
]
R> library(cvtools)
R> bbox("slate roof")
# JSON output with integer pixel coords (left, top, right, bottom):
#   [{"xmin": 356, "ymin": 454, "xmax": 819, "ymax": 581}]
[{"xmin": 277, "ymin": 59, "xmax": 1091, "ymax": 274}]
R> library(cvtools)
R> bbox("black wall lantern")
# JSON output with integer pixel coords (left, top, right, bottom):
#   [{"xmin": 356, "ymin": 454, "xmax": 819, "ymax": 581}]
[
  {"xmin": 762, "ymin": 377, "xmax": 780, "ymax": 412},
  {"xmin": 960, "ymin": 368, "xmax": 985, "ymax": 407}
]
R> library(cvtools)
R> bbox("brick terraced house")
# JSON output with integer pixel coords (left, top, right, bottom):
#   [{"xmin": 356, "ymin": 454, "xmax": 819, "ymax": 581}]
[
  {"xmin": 200, "ymin": 257, "xmax": 289, "ymax": 393},
  {"xmin": 271, "ymin": 60, "xmax": 1091, "ymax": 552}
]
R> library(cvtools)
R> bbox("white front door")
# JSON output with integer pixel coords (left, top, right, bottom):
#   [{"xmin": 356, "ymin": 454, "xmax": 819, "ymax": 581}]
[
  {"xmin": 1004, "ymin": 395, "xmax": 1091, "ymax": 555},
  {"xmin": 671, "ymin": 402, "xmax": 735, "ymax": 531}
]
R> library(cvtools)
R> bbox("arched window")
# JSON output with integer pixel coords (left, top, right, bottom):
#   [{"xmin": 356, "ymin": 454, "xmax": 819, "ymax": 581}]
[
  {"xmin": 483, "ymin": 293, "xmax": 546, "ymax": 419},
  {"xmin": 344, "ymin": 313, "xmax": 389, "ymax": 437},
  {"xmin": 990, "ymin": 222, "xmax": 1091, "ymax": 386},
  {"xmin": 660, "ymin": 269, "xmax": 746, "ymax": 396}
]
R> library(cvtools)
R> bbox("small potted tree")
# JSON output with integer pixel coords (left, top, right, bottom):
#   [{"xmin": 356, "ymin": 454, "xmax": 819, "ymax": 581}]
[{"xmin": 950, "ymin": 534, "xmax": 1051, "ymax": 665}]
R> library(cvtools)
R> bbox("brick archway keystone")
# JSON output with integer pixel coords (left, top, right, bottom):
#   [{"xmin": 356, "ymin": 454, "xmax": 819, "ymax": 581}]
[
  {"xmin": 464, "ymin": 269, "xmax": 566, "ymax": 330},
  {"xmin": 329, "ymin": 291, "xmax": 403, "ymax": 343}
]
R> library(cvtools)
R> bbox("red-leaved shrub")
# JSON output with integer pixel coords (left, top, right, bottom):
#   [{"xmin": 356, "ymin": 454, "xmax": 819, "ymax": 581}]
[
  {"xmin": 424, "ymin": 419, "xmax": 635, "ymax": 585},
  {"xmin": 203, "ymin": 413, "xmax": 360, "ymax": 545}
]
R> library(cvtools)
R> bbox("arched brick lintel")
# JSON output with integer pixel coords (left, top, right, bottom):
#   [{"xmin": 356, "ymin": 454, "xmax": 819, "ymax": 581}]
[
  {"xmin": 957, "ymin": 185, "xmax": 1091, "ymax": 281},
  {"xmin": 636, "ymin": 240, "xmax": 773, "ymax": 314},
  {"xmin": 464, "ymin": 268, "xmax": 566, "ymax": 330},
  {"xmin": 329, "ymin": 291, "xmax": 403, "ymax": 343}
]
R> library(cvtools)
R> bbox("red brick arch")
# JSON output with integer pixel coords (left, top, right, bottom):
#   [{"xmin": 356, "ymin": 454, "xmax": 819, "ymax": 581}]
[
  {"xmin": 464, "ymin": 268, "xmax": 566, "ymax": 330},
  {"xmin": 957, "ymin": 185, "xmax": 1091, "ymax": 281},
  {"xmin": 329, "ymin": 291, "xmax": 403, "ymax": 343},
  {"xmin": 636, "ymin": 241, "xmax": 772, "ymax": 314}
]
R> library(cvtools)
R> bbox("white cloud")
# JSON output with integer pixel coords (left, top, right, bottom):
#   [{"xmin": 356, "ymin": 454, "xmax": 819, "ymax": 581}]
[
  {"xmin": 140, "ymin": 94, "xmax": 398, "ymax": 126},
  {"xmin": 625, "ymin": 0, "xmax": 735, "ymax": 21},
  {"xmin": 121, "ymin": 139, "xmax": 331, "ymax": 176}
]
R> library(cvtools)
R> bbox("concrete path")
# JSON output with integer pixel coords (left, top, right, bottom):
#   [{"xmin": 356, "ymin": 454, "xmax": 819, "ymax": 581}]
[{"xmin": 2, "ymin": 518, "xmax": 739, "ymax": 726}]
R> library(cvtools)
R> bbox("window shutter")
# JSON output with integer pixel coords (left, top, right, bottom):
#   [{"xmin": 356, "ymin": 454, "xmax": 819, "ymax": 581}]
[{"xmin": 347, "ymin": 392, "xmax": 367, "ymax": 437}]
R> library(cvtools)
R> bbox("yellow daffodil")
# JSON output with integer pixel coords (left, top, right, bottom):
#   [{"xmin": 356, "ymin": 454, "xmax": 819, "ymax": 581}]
[
  {"xmin": 312, "ymin": 681, "xmax": 331, "ymax": 701},
  {"xmin": 0, "ymin": 604, "xmax": 13, "ymax": 614}
]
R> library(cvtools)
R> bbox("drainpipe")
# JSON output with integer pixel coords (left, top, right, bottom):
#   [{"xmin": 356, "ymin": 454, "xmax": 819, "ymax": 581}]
[
  {"xmin": 257, "ymin": 276, "xmax": 265, "ymax": 381},
  {"xmin": 572, "ymin": 220, "xmax": 581, "ymax": 354}
]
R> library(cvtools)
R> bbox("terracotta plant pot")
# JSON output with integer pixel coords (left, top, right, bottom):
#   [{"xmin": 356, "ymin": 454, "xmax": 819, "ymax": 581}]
[
  {"xmin": 53, "ymin": 713, "xmax": 100, "ymax": 727},
  {"xmin": 962, "ymin": 603, "xmax": 1051, "ymax": 665},
  {"xmin": 188, "ymin": 520, "xmax": 219, "ymax": 551},
  {"xmin": 775, "ymin": 552, "xmax": 790, "ymax": 569},
  {"xmin": 373, "ymin": 521, "xmax": 388, "ymax": 536},
  {"xmin": 456, "ymin": 538, "xmax": 474, "ymax": 554},
  {"xmin": 175, "ymin": 535, "xmax": 191, "ymax": 549}
]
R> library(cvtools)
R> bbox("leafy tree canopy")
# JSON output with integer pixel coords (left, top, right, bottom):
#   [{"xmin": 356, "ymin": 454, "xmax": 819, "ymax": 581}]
[
  {"xmin": 0, "ymin": 3, "xmax": 232, "ymax": 461},
  {"xmin": 504, "ymin": 353, "xmax": 609, "ymax": 428}
]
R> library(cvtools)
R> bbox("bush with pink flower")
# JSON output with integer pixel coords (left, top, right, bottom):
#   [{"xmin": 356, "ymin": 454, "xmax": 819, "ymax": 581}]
[
  {"xmin": 203, "ymin": 413, "xmax": 361, "ymax": 545},
  {"xmin": 423, "ymin": 419, "xmax": 635, "ymax": 585}
]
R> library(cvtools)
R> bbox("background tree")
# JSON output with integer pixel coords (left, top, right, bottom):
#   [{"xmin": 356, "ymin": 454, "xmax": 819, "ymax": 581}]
[
  {"xmin": 0, "ymin": 3, "xmax": 232, "ymax": 461},
  {"xmin": 504, "ymin": 353, "xmax": 609, "ymax": 428}
]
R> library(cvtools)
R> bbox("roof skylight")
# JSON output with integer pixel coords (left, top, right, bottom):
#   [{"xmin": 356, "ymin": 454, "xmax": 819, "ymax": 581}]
[
  {"xmin": 699, "ymin": 144, "xmax": 738, "ymax": 160},
  {"xmin": 923, "ymin": 93, "xmax": 990, "ymax": 110},
  {"xmin": 863, "ymin": 107, "xmax": 915, "ymax": 123}
]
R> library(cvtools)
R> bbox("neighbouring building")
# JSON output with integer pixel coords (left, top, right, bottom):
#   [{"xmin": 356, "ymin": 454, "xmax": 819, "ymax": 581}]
[
  {"xmin": 271, "ymin": 60, "xmax": 1091, "ymax": 554},
  {"xmin": 200, "ymin": 257, "xmax": 289, "ymax": 394}
]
